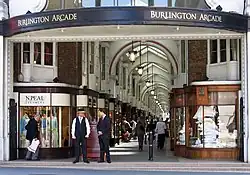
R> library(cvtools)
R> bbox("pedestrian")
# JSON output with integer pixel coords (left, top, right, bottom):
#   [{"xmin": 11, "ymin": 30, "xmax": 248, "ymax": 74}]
[
  {"xmin": 136, "ymin": 118, "xmax": 145, "ymax": 151},
  {"xmin": 155, "ymin": 118, "xmax": 167, "ymax": 150},
  {"xmin": 25, "ymin": 114, "xmax": 40, "ymax": 161},
  {"xmin": 97, "ymin": 109, "xmax": 111, "ymax": 163},
  {"xmin": 71, "ymin": 109, "xmax": 90, "ymax": 164}
]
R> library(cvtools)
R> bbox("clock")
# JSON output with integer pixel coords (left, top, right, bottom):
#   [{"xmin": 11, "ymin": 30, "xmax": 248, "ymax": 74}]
[{"xmin": 9, "ymin": 0, "xmax": 48, "ymax": 17}]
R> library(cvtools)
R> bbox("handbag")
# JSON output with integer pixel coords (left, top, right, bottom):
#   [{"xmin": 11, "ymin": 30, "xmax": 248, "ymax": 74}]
[{"xmin": 27, "ymin": 139, "xmax": 40, "ymax": 153}]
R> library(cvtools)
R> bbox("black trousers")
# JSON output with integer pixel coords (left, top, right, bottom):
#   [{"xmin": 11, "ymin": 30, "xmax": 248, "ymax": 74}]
[
  {"xmin": 75, "ymin": 137, "xmax": 87, "ymax": 161},
  {"xmin": 157, "ymin": 134, "xmax": 165, "ymax": 149},
  {"xmin": 98, "ymin": 136, "xmax": 111, "ymax": 162},
  {"xmin": 138, "ymin": 134, "xmax": 144, "ymax": 149}
]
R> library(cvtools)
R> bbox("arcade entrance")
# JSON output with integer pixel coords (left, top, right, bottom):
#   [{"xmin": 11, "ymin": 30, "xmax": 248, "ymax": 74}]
[{"xmin": 10, "ymin": 24, "xmax": 243, "ymax": 161}]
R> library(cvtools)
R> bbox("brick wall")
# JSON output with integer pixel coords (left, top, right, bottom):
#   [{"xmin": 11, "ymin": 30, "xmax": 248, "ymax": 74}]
[
  {"xmin": 57, "ymin": 42, "xmax": 82, "ymax": 86},
  {"xmin": 188, "ymin": 40, "xmax": 207, "ymax": 84}
]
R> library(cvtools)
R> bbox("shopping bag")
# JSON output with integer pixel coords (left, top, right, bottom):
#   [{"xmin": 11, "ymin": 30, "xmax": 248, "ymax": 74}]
[{"xmin": 27, "ymin": 139, "xmax": 40, "ymax": 153}]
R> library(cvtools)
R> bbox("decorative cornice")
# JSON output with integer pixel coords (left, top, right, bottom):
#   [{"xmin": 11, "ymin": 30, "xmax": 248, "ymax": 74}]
[{"xmin": 8, "ymin": 33, "xmax": 244, "ymax": 42}]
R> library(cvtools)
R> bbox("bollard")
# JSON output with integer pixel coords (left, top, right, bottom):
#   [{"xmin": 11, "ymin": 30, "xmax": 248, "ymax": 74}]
[{"xmin": 148, "ymin": 131, "xmax": 153, "ymax": 161}]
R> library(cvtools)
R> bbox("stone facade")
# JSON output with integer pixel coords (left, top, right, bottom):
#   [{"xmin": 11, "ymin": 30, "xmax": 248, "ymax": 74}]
[
  {"xmin": 188, "ymin": 40, "xmax": 207, "ymax": 84},
  {"xmin": 57, "ymin": 42, "xmax": 82, "ymax": 86}
]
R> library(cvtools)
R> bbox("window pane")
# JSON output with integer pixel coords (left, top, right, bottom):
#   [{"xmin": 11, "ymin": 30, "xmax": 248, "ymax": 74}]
[
  {"xmin": 123, "ymin": 67, "xmax": 126, "ymax": 89},
  {"xmin": 90, "ymin": 42, "xmax": 95, "ymax": 74},
  {"xmin": 101, "ymin": 47, "xmax": 106, "ymax": 80},
  {"xmin": 210, "ymin": 40, "xmax": 217, "ymax": 64},
  {"xmin": 230, "ymin": 39, "xmax": 237, "ymax": 61},
  {"xmin": 46, "ymin": 0, "xmax": 61, "ymax": 10},
  {"xmin": 154, "ymin": 0, "xmax": 168, "ymax": 6},
  {"xmin": 132, "ymin": 78, "xmax": 135, "ymax": 96},
  {"xmin": 82, "ymin": 0, "xmax": 96, "ymax": 7},
  {"xmin": 34, "ymin": 43, "xmax": 41, "ymax": 65},
  {"xmin": 101, "ymin": 0, "xmax": 114, "ymax": 6},
  {"xmin": 181, "ymin": 40, "xmax": 185, "ymax": 73},
  {"xmin": 44, "ymin": 42, "xmax": 53, "ymax": 66},
  {"xmin": 117, "ymin": 0, "xmax": 131, "ymax": 6},
  {"xmin": 13, "ymin": 43, "xmax": 21, "ymax": 82},
  {"xmin": 61, "ymin": 107, "xmax": 70, "ymax": 147},
  {"xmin": 23, "ymin": 43, "xmax": 30, "ymax": 64},
  {"xmin": 220, "ymin": 39, "xmax": 226, "ymax": 62}
]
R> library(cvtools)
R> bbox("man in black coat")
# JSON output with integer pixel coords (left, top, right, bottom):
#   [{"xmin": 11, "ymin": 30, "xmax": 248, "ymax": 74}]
[
  {"xmin": 25, "ymin": 114, "xmax": 40, "ymax": 161},
  {"xmin": 71, "ymin": 109, "xmax": 90, "ymax": 164},
  {"xmin": 97, "ymin": 109, "xmax": 111, "ymax": 163}
]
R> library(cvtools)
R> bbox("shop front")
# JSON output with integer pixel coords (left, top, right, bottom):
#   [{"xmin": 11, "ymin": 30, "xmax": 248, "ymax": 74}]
[
  {"xmin": 0, "ymin": 1, "xmax": 248, "ymax": 162},
  {"xmin": 14, "ymin": 83, "xmax": 78, "ymax": 159},
  {"xmin": 171, "ymin": 81, "xmax": 241, "ymax": 160}
]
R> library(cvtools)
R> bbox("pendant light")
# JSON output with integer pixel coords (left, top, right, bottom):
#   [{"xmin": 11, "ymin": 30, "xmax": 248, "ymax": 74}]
[
  {"xmin": 137, "ymin": 41, "xmax": 143, "ymax": 76},
  {"xmin": 129, "ymin": 41, "xmax": 137, "ymax": 62}
]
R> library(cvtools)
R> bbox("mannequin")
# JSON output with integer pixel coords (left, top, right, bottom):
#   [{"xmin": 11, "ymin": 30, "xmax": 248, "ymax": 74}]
[{"xmin": 20, "ymin": 112, "xmax": 30, "ymax": 147}]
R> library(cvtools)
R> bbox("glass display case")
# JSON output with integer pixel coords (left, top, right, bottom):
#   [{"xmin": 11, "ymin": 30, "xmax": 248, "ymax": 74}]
[
  {"xmin": 18, "ymin": 92, "xmax": 72, "ymax": 159},
  {"xmin": 109, "ymin": 98, "xmax": 115, "ymax": 146},
  {"xmin": 184, "ymin": 82, "xmax": 240, "ymax": 160},
  {"xmin": 170, "ymin": 88, "xmax": 186, "ymax": 156}
]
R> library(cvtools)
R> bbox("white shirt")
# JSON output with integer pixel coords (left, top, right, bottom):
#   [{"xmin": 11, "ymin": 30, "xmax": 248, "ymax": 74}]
[
  {"xmin": 155, "ymin": 121, "xmax": 166, "ymax": 135},
  {"xmin": 71, "ymin": 116, "xmax": 90, "ymax": 138}
]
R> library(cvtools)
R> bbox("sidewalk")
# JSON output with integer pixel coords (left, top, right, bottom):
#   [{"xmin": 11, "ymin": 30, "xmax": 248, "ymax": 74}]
[{"xmin": 1, "ymin": 140, "xmax": 249, "ymax": 173}]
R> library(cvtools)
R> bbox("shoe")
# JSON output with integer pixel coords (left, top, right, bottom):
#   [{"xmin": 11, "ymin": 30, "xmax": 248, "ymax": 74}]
[
  {"xmin": 107, "ymin": 160, "xmax": 111, "ymax": 163},
  {"xmin": 73, "ymin": 160, "xmax": 79, "ymax": 164},
  {"xmin": 25, "ymin": 158, "xmax": 31, "ymax": 161},
  {"xmin": 98, "ymin": 160, "xmax": 105, "ymax": 163},
  {"xmin": 31, "ymin": 159, "xmax": 40, "ymax": 161},
  {"xmin": 83, "ymin": 160, "xmax": 90, "ymax": 163}
]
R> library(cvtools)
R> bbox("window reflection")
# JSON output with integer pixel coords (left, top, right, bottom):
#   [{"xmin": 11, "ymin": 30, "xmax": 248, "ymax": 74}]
[
  {"xmin": 101, "ymin": 0, "xmax": 114, "ymax": 6},
  {"xmin": 82, "ymin": 0, "xmax": 96, "ymax": 7},
  {"xmin": 117, "ymin": 0, "xmax": 131, "ymax": 6}
]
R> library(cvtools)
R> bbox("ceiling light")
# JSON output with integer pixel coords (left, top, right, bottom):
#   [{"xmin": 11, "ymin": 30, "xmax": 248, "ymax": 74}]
[
  {"xmin": 146, "ymin": 80, "xmax": 151, "ymax": 87},
  {"xmin": 154, "ymin": 95, "xmax": 157, "ymax": 99},
  {"xmin": 151, "ymin": 90, "xmax": 155, "ymax": 95},
  {"xmin": 138, "ymin": 67, "xmax": 143, "ymax": 76},
  {"xmin": 129, "ymin": 51, "xmax": 136, "ymax": 62},
  {"xmin": 117, "ymin": 25, "xmax": 120, "ymax": 29}
]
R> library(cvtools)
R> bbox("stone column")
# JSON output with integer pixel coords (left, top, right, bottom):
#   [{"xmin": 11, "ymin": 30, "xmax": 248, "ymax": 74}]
[
  {"xmin": 81, "ymin": 42, "xmax": 87, "ymax": 87},
  {"xmin": 245, "ymin": 30, "xmax": 250, "ymax": 163},
  {"xmin": 0, "ymin": 35, "xmax": 5, "ymax": 161}
]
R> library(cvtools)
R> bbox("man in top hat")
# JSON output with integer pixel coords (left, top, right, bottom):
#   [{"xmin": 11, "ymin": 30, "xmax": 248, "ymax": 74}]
[{"xmin": 71, "ymin": 109, "xmax": 90, "ymax": 164}]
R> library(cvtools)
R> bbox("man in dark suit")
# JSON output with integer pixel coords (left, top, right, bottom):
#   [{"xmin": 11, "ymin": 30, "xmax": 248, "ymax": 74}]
[
  {"xmin": 71, "ymin": 109, "xmax": 90, "ymax": 164},
  {"xmin": 97, "ymin": 109, "xmax": 111, "ymax": 163},
  {"xmin": 25, "ymin": 114, "xmax": 40, "ymax": 161}
]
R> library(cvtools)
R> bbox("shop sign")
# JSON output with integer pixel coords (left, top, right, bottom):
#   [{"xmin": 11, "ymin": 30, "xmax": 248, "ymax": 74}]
[
  {"xmin": 6, "ymin": 7, "xmax": 247, "ymax": 37},
  {"xmin": 20, "ymin": 93, "xmax": 50, "ymax": 106},
  {"xmin": 17, "ymin": 13, "xmax": 78, "ymax": 27},
  {"xmin": 150, "ymin": 10, "xmax": 222, "ymax": 23}
]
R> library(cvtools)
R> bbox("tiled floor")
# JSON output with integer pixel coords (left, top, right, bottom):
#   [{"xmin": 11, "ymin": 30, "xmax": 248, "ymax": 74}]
[{"xmin": 110, "ymin": 139, "xmax": 179, "ymax": 162}]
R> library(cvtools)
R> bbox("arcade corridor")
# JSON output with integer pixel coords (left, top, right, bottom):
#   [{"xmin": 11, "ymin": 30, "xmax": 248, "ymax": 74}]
[{"xmin": 109, "ymin": 139, "xmax": 178, "ymax": 162}]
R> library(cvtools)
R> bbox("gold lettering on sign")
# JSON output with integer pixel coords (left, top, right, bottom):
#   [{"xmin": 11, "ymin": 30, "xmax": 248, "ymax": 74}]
[
  {"xmin": 199, "ymin": 14, "xmax": 222, "ymax": 22},
  {"xmin": 18, "ymin": 16, "xmax": 50, "ymax": 27},
  {"xmin": 150, "ymin": 10, "xmax": 222, "ymax": 23},
  {"xmin": 17, "ymin": 13, "xmax": 78, "ymax": 27},
  {"xmin": 51, "ymin": 13, "xmax": 77, "ymax": 22}
]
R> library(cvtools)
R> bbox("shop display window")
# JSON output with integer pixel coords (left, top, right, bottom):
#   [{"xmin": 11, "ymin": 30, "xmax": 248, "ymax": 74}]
[
  {"xmin": 19, "ymin": 106, "xmax": 71, "ymax": 148},
  {"xmin": 175, "ymin": 107, "xmax": 185, "ymax": 145},
  {"xmin": 188, "ymin": 91, "xmax": 238, "ymax": 148}
]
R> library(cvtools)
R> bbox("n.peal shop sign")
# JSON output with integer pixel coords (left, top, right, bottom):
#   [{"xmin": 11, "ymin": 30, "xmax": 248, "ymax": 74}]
[{"xmin": 20, "ymin": 93, "xmax": 50, "ymax": 106}]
